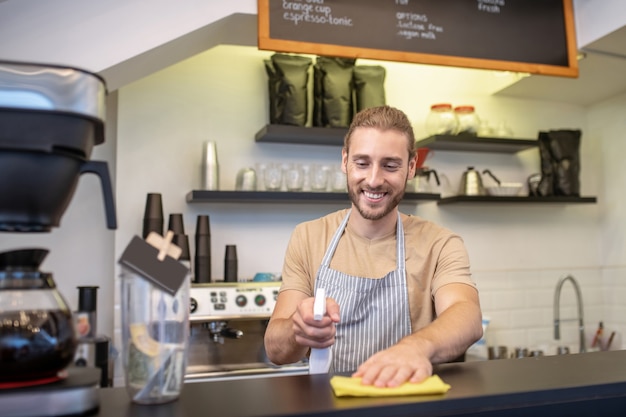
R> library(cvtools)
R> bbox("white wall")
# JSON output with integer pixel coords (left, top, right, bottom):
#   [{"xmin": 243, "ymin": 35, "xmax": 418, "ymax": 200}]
[
  {"xmin": 573, "ymin": 0, "xmax": 626, "ymax": 46},
  {"xmin": 588, "ymin": 92, "xmax": 626, "ymax": 340}
]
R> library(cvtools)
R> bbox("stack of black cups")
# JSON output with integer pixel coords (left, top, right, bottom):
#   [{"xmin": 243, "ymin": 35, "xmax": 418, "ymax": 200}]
[
  {"xmin": 224, "ymin": 244, "xmax": 237, "ymax": 282},
  {"xmin": 195, "ymin": 215, "xmax": 211, "ymax": 283},
  {"xmin": 168, "ymin": 213, "xmax": 190, "ymax": 270},
  {"xmin": 142, "ymin": 193, "xmax": 163, "ymax": 238}
]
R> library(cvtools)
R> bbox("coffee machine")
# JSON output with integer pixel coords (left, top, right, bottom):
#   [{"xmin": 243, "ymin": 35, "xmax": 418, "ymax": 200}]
[
  {"xmin": 186, "ymin": 282, "xmax": 309, "ymax": 382},
  {"xmin": 0, "ymin": 61, "xmax": 116, "ymax": 417}
]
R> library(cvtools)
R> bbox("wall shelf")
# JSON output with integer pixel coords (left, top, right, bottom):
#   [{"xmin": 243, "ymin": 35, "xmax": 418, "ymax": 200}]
[
  {"xmin": 249, "ymin": 127, "xmax": 595, "ymax": 206},
  {"xmin": 438, "ymin": 195, "xmax": 597, "ymax": 205},
  {"xmin": 255, "ymin": 125, "xmax": 347, "ymax": 146},
  {"xmin": 186, "ymin": 191, "xmax": 596, "ymax": 206},
  {"xmin": 187, "ymin": 190, "xmax": 440, "ymax": 204},
  {"xmin": 415, "ymin": 135, "xmax": 538, "ymax": 153},
  {"xmin": 254, "ymin": 126, "xmax": 539, "ymax": 154}
]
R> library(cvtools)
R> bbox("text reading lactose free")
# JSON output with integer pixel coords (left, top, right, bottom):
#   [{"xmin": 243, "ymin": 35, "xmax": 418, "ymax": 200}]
[{"xmin": 282, "ymin": 0, "xmax": 353, "ymax": 26}]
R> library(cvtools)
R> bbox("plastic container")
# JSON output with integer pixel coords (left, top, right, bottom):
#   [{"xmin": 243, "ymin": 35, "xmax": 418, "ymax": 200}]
[
  {"xmin": 121, "ymin": 268, "xmax": 190, "ymax": 404},
  {"xmin": 454, "ymin": 105, "xmax": 480, "ymax": 135},
  {"xmin": 425, "ymin": 103, "xmax": 458, "ymax": 136}
]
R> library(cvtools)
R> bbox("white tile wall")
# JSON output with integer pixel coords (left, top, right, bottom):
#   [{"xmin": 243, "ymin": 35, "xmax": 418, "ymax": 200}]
[{"xmin": 476, "ymin": 268, "xmax": 614, "ymax": 355}]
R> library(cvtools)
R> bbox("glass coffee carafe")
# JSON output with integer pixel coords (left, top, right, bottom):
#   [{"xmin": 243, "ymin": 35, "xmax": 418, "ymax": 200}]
[{"xmin": 0, "ymin": 248, "xmax": 77, "ymax": 385}]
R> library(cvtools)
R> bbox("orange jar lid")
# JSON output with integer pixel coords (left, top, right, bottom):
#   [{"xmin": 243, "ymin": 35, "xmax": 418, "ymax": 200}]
[
  {"xmin": 430, "ymin": 103, "xmax": 453, "ymax": 111},
  {"xmin": 454, "ymin": 105, "xmax": 475, "ymax": 113}
]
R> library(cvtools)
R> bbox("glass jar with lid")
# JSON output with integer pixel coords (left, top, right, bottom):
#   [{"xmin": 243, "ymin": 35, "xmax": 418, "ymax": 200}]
[
  {"xmin": 454, "ymin": 105, "xmax": 480, "ymax": 136},
  {"xmin": 425, "ymin": 103, "xmax": 458, "ymax": 136}
]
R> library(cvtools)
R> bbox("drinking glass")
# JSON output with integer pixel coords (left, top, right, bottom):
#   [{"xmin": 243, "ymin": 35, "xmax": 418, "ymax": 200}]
[
  {"xmin": 263, "ymin": 163, "xmax": 283, "ymax": 191},
  {"xmin": 254, "ymin": 163, "xmax": 268, "ymax": 191},
  {"xmin": 310, "ymin": 164, "xmax": 330, "ymax": 192},
  {"xmin": 285, "ymin": 164, "xmax": 305, "ymax": 191},
  {"xmin": 330, "ymin": 165, "xmax": 346, "ymax": 192}
]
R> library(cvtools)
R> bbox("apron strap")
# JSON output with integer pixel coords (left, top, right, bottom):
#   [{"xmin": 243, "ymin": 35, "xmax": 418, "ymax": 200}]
[{"xmin": 320, "ymin": 209, "xmax": 351, "ymax": 267}]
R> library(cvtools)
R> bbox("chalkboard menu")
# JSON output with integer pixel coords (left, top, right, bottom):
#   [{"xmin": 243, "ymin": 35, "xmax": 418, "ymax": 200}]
[{"xmin": 258, "ymin": 0, "xmax": 578, "ymax": 78}]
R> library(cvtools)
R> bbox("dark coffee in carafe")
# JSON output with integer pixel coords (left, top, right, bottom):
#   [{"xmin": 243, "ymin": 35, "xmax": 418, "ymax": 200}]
[
  {"xmin": 0, "ymin": 249, "xmax": 77, "ymax": 382},
  {"xmin": 0, "ymin": 309, "xmax": 76, "ymax": 382}
]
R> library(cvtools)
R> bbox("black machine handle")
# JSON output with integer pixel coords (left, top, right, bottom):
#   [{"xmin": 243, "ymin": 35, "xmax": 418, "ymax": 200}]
[
  {"xmin": 221, "ymin": 327, "xmax": 244, "ymax": 339},
  {"xmin": 482, "ymin": 169, "xmax": 501, "ymax": 186},
  {"xmin": 79, "ymin": 160, "xmax": 117, "ymax": 229},
  {"xmin": 426, "ymin": 169, "xmax": 440, "ymax": 186}
]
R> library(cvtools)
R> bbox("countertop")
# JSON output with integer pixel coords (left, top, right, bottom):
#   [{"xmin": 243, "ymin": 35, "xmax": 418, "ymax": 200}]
[{"xmin": 96, "ymin": 350, "xmax": 626, "ymax": 417}]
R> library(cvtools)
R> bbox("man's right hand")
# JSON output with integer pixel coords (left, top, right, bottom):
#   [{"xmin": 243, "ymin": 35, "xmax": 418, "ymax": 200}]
[
  {"xmin": 265, "ymin": 290, "xmax": 340, "ymax": 365},
  {"xmin": 291, "ymin": 297, "xmax": 340, "ymax": 349}
]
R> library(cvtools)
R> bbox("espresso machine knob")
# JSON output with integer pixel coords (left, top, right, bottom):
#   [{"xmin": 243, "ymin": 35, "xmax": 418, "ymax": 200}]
[
  {"xmin": 235, "ymin": 295, "xmax": 247, "ymax": 307},
  {"xmin": 255, "ymin": 294, "xmax": 267, "ymax": 307}
]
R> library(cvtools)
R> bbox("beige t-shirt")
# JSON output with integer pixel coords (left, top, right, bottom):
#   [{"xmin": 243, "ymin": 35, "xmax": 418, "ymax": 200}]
[{"xmin": 280, "ymin": 209, "xmax": 477, "ymax": 331}]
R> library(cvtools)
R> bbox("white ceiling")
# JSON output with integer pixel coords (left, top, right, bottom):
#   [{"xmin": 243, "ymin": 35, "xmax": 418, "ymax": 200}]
[{"xmin": 494, "ymin": 25, "xmax": 626, "ymax": 106}]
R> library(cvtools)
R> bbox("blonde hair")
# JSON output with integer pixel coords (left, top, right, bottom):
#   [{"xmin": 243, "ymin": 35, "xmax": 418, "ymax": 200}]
[{"xmin": 344, "ymin": 105, "xmax": 416, "ymax": 160}]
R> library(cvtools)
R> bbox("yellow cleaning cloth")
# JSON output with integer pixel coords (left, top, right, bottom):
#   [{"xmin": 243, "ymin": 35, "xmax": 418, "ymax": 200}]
[{"xmin": 330, "ymin": 375, "xmax": 451, "ymax": 397}]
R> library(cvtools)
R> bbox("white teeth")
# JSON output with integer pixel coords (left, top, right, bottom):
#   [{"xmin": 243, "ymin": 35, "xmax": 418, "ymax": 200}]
[{"xmin": 364, "ymin": 191, "xmax": 384, "ymax": 199}]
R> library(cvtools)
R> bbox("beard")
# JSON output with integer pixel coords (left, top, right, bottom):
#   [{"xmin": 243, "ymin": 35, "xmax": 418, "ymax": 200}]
[{"xmin": 347, "ymin": 182, "xmax": 406, "ymax": 221}]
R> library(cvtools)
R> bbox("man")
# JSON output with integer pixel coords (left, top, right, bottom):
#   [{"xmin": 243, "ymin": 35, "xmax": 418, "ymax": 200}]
[{"xmin": 264, "ymin": 105, "xmax": 482, "ymax": 388}]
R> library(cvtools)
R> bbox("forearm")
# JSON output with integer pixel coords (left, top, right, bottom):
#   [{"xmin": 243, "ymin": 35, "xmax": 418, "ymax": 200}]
[
  {"xmin": 400, "ymin": 299, "xmax": 483, "ymax": 363},
  {"xmin": 264, "ymin": 316, "xmax": 310, "ymax": 365}
]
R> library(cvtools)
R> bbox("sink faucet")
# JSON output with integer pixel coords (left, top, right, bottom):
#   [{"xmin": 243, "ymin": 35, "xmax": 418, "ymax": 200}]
[{"xmin": 553, "ymin": 274, "xmax": 586, "ymax": 353}]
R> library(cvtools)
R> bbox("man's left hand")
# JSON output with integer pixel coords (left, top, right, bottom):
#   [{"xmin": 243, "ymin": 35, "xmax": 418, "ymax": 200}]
[{"xmin": 351, "ymin": 341, "xmax": 432, "ymax": 387}]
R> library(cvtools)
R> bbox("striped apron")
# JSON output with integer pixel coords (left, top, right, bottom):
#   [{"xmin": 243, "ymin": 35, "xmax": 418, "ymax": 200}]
[{"xmin": 313, "ymin": 210, "xmax": 412, "ymax": 373}]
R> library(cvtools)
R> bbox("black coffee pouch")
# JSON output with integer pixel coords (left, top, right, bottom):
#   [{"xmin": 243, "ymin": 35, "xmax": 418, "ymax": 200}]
[
  {"xmin": 353, "ymin": 65, "xmax": 386, "ymax": 111},
  {"xmin": 264, "ymin": 54, "xmax": 312, "ymax": 126},
  {"xmin": 313, "ymin": 56, "xmax": 356, "ymax": 128},
  {"xmin": 537, "ymin": 129, "xmax": 581, "ymax": 196}
]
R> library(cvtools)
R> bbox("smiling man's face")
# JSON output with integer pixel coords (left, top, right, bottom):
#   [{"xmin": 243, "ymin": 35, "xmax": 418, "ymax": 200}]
[{"xmin": 342, "ymin": 127, "xmax": 416, "ymax": 222}]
